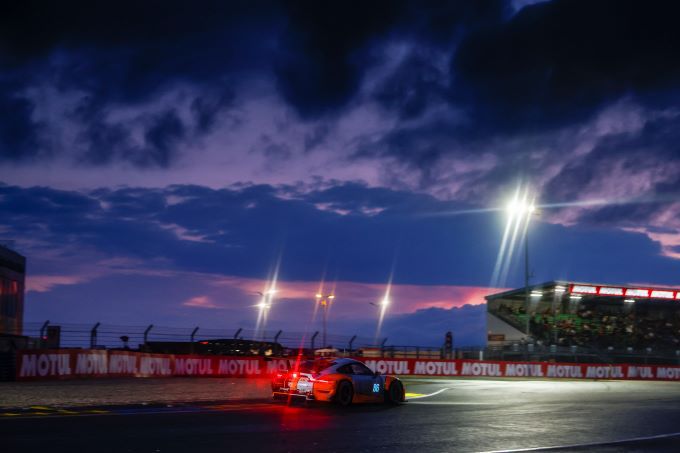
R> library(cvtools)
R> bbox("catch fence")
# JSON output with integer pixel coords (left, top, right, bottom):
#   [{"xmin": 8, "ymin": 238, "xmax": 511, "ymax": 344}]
[
  {"xmin": 18, "ymin": 321, "xmax": 414, "ymax": 354},
  {"xmin": 7, "ymin": 322, "xmax": 680, "ymax": 365}
]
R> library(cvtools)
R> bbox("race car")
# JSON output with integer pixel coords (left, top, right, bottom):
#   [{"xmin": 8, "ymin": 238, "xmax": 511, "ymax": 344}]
[{"xmin": 272, "ymin": 357, "xmax": 405, "ymax": 406}]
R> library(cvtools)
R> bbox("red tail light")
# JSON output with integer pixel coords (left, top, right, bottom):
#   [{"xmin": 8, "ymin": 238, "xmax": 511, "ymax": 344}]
[{"xmin": 292, "ymin": 372, "xmax": 298, "ymax": 378}]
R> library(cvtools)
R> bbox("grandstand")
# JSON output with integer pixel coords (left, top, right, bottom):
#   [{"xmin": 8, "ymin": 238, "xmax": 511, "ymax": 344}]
[{"xmin": 486, "ymin": 282, "xmax": 680, "ymax": 353}]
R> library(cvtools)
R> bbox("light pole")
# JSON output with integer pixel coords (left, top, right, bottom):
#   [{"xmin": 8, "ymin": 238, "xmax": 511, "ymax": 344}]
[
  {"xmin": 255, "ymin": 289, "xmax": 277, "ymax": 339},
  {"xmin": 370, "ymin": 296, "xmax": 390, "ymax": 345},
  {"xmin": 506, "ymin": 199, "xmax": 537, "ymax": 335},
  {"xmin": 524, "ymin": 219, "xmax": 530, "ymax": 335},
  {"xmin": 315, "ymin": 293, "xmax": 335, "ymax": 348}
]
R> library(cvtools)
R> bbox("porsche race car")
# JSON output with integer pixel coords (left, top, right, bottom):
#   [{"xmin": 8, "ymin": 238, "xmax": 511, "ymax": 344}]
[{"xmin": 272, "ymin": 357, "xmax": 405, "ymax": 406}]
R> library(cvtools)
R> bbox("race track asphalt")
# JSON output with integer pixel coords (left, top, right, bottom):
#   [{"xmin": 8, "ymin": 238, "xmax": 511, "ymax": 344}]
[{"xmin": 3, "ymin": 378, "xmax": 680, "ymax": 452}]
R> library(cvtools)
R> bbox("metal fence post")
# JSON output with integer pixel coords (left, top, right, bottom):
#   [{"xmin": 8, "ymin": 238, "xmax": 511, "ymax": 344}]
[
  {"xmin": 348, "ymin": 335, "xmax": 356, "ymax": 356},
  {"xmin": 381, "ymin": 338, "xmax": 388, "ymax": 358},
  {"xmin": 274, "ymin": 330, "xmax": 282, "ymax": 343},
  {"xmin": 39, "ymin": 321, "xmax": 50, "ymax": 347},
  {"xmin": 311, "ymin": 331, "xmax": 319, "ymax": 352},
  {"xmin": 190, "ymin": 327, "xmax": 199, "ymax": 354},
  {"xmin": 143, "ymin": 324, "xmax": 154, "ymax": 349},
  {"xmin": 90, "ymin": 322, "xmax": 100, "ymax": 349}
]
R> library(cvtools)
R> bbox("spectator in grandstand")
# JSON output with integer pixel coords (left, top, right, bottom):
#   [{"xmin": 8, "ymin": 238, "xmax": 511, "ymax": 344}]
[{"xmin": 527, "ymin": 301, "xmax": 680, "ymax": 352}]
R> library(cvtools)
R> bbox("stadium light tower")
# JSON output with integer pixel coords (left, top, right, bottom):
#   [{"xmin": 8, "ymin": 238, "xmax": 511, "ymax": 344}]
[
  {"xmin": 256, "ymin": 288, "xmax": 277, "ymax": 309},
  {"xmin": 315, "ymin": 293, "xmax": 335, "ymax": 348},
  {"xmin": 506, "ymin": 198, "xmax": 537, "ymax": 335},
  {"xmin": 370, "ymin": 284, "xmax": 392, "ymax": 345},
  {"xmin": 255, "ymin": 288, "xmax": 277, "ymax": 339}
]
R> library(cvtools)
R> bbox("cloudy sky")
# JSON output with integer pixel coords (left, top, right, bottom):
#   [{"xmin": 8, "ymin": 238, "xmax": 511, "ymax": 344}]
[{"xmin": 3, "ymin": 0, "xmax": 680, "ymax": 346}]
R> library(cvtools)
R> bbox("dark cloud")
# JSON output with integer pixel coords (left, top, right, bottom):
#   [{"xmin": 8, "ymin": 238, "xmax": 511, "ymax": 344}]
[
  {"xmin": 78, "ymin": 109, "xmax": 188, "ymax": 167},
  {"xmin": 93, "ymin": 187, "xmax": 168, "ymax": 217},
  {"xmin": 378, "ymin": 305, "xmax": 486, "ymax": 346},
  {"xmin": 0, "ymin": 91, "xmax": 42, "ymax": 161},
  {"xmin": 0, "ymin": 72, "xmax": 46, "ymax": 161},
  {"xmin": 373, "ymin": 50, "xmax": 448, "ymax": 120},
  {"xmin": 0, "ymin": 1, "xmax": 281, "ymax": 81},
  {"xmin": 257, "ymin": 135, "xmax": 293, "ymax": 161},
  {"xmin": 78, "ymin": 117, "xmax": 132, "ymax": 166},
  {"xmin": 0, "ymin": 0, "xmax": 281, "ymax": 165},
  {"xmin": 355, "ymin": 118, "xmax": 460, "ymax": 168},
  {"xmin": 2, "ymin": 0, "xmax": 680, "ymax": 227},
  {"xmin": 275, "ymin": 0, "xmax": 506, "ymax": 118},
  {"xmin": 273, "ymin": 1, "xmax": 401, "ymax": 118},
  {"xmin": 0, "ymin": 0, "xmax": 509, "ymax": 167},
  {"xmin": 2, "ymin": 181, "xmax": 680, "ymax": 289},
  {"xmin": 452, "ymin": 0, "xmax": 680, "ymax": 134},
  {"xmin": 303, "ymin": 124, "xmax": 331, "ymax": 152},
  {"xmin": 0, "ymin": 184, "xmax": 98, "ymax": 220},
  {"xmin": 190, "ymin": 89, "xmax": 236, "ymax": 134},
  {"xmin": 541, "ymin": 114, "xmax": 680, "ymax": 226},
  {"xmin": 140, "ymin": 110, "xmax": 186, "ymax": 167}
]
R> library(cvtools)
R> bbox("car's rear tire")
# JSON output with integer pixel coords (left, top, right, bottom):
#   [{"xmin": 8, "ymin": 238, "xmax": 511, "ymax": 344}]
[
  {"xmin": 386, "ymin": 380, "xmax": 404, "ymax": 404},
  {"xmin": 335, "ymin": 380, "xmax": 354, "ymax": 407}
]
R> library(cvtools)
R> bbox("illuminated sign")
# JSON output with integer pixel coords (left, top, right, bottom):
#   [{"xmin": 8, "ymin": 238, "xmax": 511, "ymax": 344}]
[
  {"xmin": 569, "ymin": 284, "xmax": 679, "ymax": 300},
  {"xmin": 651, "ymin": 290, "xmax": 674, "ymax": 299},
  {"xmin": 572, "ymin": 285, "xmax": 598, "ymax": 294}
]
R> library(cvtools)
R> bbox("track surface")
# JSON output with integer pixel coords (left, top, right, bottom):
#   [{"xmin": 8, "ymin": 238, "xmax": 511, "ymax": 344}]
[{"xmin": 4, "ymin": 378, "xmax": 680, "ymax": 452}]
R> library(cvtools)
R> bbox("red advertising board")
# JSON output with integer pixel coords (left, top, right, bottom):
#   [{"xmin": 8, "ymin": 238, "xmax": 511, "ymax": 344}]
[
  {"xmin": 16, "ymin": 350, "xmax": 291, "ymax": 381},
  {"xmin": 15, "ymin": 350, "xmax": 680, "ymax": 382}
]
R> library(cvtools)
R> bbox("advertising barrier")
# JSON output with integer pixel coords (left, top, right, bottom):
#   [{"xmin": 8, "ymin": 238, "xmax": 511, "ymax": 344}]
[
  {"xmin": 16, "ymin": 350, "xmax": 292, "ymax": 380},
  {"xmin": 15, "ymin": 350, "xmax": 680, "ymax": 382}
]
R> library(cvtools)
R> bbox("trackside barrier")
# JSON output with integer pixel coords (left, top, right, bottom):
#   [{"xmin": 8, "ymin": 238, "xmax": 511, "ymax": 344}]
[
  {"xmin": 16, "ymin": 350, "xmax": 290, "ymax": 381},
  {"xmin": 15, "ymin": 350, "xmax": 680, "ymax": 382}
]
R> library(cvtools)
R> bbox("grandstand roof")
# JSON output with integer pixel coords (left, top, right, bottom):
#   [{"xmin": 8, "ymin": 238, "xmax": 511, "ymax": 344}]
[{"xmin": 486, "ymin": 281, "xmax": 680, "ymax": 303}]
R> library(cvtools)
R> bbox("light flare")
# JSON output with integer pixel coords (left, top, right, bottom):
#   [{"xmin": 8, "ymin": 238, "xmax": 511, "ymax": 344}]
[
  {"xmin": 374, "ymin": 278, "xmax": 393, "ymax": 345},
  {"xmin": 254, "ymin": 253, "xmax": 282, "ymax": 339},
  {"xmin": 492, "ymin": 185, "xmax": 537, "ymax": 288}
]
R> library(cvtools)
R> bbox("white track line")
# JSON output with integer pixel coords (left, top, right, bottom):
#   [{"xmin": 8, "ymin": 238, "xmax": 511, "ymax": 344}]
[
  {"xmin": 408, "ymin": 401, "xmax": 495, "ymax": 405},
  {"xmin": 478, "ymin": 431, "xmax": 680, "ymax": 452},
  {"xmin": 407, "ymin": 387, "xmax": 451, "ymax": 400}
]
